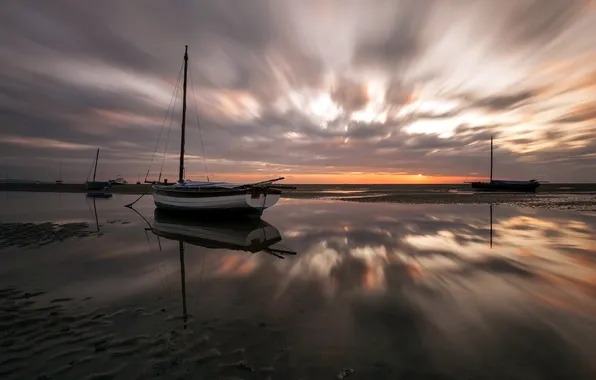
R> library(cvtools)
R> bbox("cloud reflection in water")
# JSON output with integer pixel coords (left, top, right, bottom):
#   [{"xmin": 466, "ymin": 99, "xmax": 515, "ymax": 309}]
[
  {"xmin": 191, "ymin": 201, "xmax": 595, "ymax": 304},
  {"xmin": 146, "ymin": 200, "xmax": 595, "ymax": 377},
  {"xmin": 1, "ymin": 194, "xmax": 594, "ymax": 378}
]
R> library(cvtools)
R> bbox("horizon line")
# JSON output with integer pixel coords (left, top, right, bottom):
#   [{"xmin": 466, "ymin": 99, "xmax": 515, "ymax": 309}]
[{"xmin": 7, "ymin": 180, "xmax": 596, "ymax": 186}]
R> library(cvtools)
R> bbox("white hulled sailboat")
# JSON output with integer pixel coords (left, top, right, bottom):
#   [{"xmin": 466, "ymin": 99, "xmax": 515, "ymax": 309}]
[{"xmin": 150, "ymin": 46, "xmax": 294, "ymax": 213}]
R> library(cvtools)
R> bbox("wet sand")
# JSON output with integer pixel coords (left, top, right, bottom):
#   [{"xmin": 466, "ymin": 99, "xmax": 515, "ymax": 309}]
[
  {"xmin": 0, "ymin": 287, "xmax": 291, "ymax": 380},
  {"xmin": 0, "ymin": 221, "xmax": 99, "ymax": 249},
  {"xmin": 1, "ymin": 195, "xmax": 595, "ymax": 379},
  {"xmin": 0, "ymin": 182, "xmax": 150, "ymax": 194}
]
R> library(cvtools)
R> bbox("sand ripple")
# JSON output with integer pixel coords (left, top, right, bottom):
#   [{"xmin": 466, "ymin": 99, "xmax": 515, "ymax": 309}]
[
  {"xmin": 0, "ymin": 286, "xmax": 287, "ymax": 379},
  {"xmin": 0, "ymin": 222, "xmax": 98, "ymax": 248}
]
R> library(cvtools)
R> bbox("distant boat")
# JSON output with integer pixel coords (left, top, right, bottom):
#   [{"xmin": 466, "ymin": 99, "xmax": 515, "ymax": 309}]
[
  {"xmin": 109, "ymin": 175, "xmax": 127, "ymax": 185},
  {"xmin": 85, "ymin": 148, "xmax": 111, "ymax": 191},
  {"xmin": 467, "ymin": 136, "xmax": 540, "ymax": 192},
  {"xmin": 149, "ymin": 45, "xmax": 295, "ymax": 214},
  {"xmin": 56, "ymin": 162, "xmax": 63, "ymax": 185}
]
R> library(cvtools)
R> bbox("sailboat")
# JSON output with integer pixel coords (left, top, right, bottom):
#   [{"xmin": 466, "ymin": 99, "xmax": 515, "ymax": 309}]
[
  {"xmin": 85, "ymin": 148, "xmax": 111, "ymax": 191},
  {"xmin": 468, "ymin": 136, "xmax": 540, "ymax": 192},
  {"xmin": 150, "ymin": 46, "xmax": 295, "ymax": 214}
]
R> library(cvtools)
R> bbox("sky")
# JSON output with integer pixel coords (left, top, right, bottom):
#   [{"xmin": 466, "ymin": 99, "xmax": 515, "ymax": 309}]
[{"xmin": 1, "ymin": 0, "xmax": 595, "ymax": 184}]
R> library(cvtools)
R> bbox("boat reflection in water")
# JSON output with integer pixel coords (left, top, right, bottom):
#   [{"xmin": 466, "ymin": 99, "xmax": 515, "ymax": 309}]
[
  {"xmin": 86, "ymin": 195, "xmax": 112, "ymax": 232},
  {"xmin": 148, "ymin": 209, "xmax": 297, "ymax": 327},
  {"xmin": 151, "ymin": 209, "xmax": 296, "ymax": 258}
]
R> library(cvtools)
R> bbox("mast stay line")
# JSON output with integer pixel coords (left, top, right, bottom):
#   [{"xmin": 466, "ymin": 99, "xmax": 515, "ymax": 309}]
[
  {"xmin": 144, "ymin": 61, "xmax": 184, "ymax": 183},
  {"xmin": 188, "ymin": 64, "xmax": 210, "ymax": 182}
]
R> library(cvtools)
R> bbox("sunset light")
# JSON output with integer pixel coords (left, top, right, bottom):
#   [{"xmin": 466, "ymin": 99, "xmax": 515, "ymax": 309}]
[
  {"xmin": 1, "ymin": 3, "xmax": 595, "ymax": 378},
  {"xmin": 0, "ymin": 1, "xmax": 594, "ymax": 184}
]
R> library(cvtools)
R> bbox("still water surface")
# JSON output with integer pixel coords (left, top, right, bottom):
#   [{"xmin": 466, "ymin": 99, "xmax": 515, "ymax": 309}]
[{"xmin": 0, "ymin": 192, "xmax": 595, "ymax": 379}]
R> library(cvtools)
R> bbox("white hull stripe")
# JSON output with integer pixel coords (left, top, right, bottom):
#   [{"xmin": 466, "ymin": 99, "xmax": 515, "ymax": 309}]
[{"xmin": 152, "ymin": 192, "xmax": 281, "ymax": 210}]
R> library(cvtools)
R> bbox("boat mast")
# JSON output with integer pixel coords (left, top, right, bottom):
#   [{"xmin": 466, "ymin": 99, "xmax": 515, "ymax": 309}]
[
  {"xmin": 178, "ymin": 45, "xmax": 189, "ymax": 183},
  {"xmin": 93, "ymin": 148, "xmax": 99, "ymax": 182},
  {"xmin": 489, "ymin": 135, "xmax": 493, "ymax": 182}
]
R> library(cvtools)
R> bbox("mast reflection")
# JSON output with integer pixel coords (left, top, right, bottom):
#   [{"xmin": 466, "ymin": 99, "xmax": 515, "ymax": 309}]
[
  {"xmin": 150, "ymin": 209, "xmax": 297, "ymax": 328},
  {"xmin": 490, "ymin": 204, "xmax": 493, "ymax": 249},
  {"xmin": 85, "ymin": 197, "xmax": 101, "ymax": 232}
]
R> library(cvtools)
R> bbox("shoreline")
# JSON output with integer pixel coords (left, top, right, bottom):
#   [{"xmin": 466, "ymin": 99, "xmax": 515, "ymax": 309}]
[
  {"xmin": 2, "ymin": 182, "xmax": 596, "ymax": 193},
  {"xmin": 1, "ymin": 183, "xmax": 595, "ymax": 211},
  {"xmin": 0, "ymin": 183, "xmax": 151, "ymax": 194}
]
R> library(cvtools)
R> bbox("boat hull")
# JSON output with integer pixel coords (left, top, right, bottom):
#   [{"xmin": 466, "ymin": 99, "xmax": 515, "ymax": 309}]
[
  {"xmin": 151, "ymin": 186, "xmax": 281, "ymax": 213},
  {"xmin": 470, "ymin": 181, "xmax": 540, "ymax": 192}
]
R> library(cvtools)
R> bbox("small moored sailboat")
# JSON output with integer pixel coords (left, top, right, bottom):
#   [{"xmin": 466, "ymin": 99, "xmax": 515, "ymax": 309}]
[
  {"xmin": 149, "ymin": 46, "xmax": 294, "ymax": 214},
  {"xmin": 85, "ymin": 148, "xmax": 111, "ymax": 191},
  {"xmin": 467, "ymin": 136, "xmax": 540, "ymax": 192}
]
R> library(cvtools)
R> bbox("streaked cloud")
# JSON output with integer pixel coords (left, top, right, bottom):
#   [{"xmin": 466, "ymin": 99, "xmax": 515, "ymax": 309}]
[{"xmin": 0, "ymin": 0, "xmax": 595, "ymax": 183}]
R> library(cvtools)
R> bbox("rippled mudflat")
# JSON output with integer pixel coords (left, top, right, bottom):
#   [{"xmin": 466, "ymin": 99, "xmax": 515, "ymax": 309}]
[{"xmin": 0, "ymin": 192, "xmax": 595, "ymax": 380}]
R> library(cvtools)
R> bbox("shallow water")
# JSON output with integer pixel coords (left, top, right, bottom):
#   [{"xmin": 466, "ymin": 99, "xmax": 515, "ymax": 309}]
[{"xmin": 0, "ymin": 192, "xmax": 595, "ymax": 380}]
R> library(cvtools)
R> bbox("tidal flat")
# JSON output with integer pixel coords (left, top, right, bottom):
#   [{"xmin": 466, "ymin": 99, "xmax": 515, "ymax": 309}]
[
  {"xmin": 0, "ymin": 192, "xmax": 595, "ymax": 379},
  {"xmin": 2, "ymin": 183, "xmax": 596, "ymax": 212}
]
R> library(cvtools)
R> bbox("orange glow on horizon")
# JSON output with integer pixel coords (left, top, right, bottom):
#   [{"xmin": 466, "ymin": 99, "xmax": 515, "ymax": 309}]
[{"xmin": 184, "ymin": 172, "xmax": 486, "ymax": 184}]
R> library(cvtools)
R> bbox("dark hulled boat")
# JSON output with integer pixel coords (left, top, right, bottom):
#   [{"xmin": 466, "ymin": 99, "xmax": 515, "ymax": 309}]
[
  {"xmin": 470, "ymin": 179, "xmax": 540, "ymax": 192},
  {"xmin": 85, "ymin": 148, "xmax": 111, "ymax": 191},
  {"xmin": 468, "ymin": 136, "xmax": 540, "ymax": 192}
]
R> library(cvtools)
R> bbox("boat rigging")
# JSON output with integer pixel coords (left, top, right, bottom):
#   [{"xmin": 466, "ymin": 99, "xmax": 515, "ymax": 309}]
[{"xmin": 145, "ymin": 45, "xmax": 295, "ymax": 213}]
